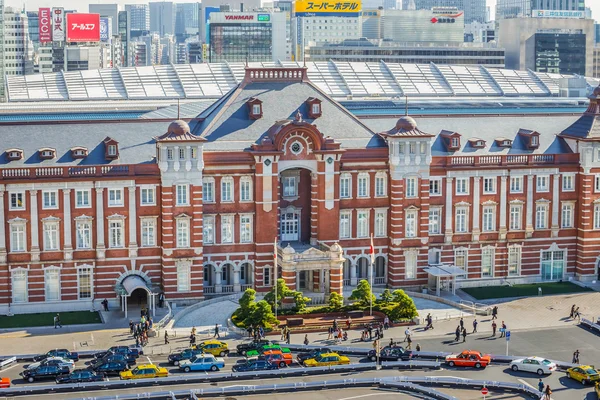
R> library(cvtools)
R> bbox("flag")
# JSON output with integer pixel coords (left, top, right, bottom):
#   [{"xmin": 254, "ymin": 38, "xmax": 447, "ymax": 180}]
[{"xmin": 369, "ymin": 235, "xmax": 375, "ymax": 264}]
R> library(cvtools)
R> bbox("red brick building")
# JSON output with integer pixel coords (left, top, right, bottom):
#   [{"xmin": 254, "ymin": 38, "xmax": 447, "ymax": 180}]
[{"xmin": 0, "ymin": 67, "xmax": 599, "ymax": 315}]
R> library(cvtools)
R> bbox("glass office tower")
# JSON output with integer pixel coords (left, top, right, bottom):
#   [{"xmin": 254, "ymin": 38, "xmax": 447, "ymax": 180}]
[
  {"xmin": 209, "ymin": 22, "xmax": 273, "ymax": 62},
  {"xmin": 533, "ymin": 32, "xmax": 586, "ymax": 75}
]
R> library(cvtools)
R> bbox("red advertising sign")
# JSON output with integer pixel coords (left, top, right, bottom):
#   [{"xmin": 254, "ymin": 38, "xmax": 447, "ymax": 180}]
[
  {"xmin": 66, "ymin": 13, "xmax": 101, "ymax": 42},
  {"xmin": 39, "ymin": 8, "xmax": 52, "ymax": 43}
]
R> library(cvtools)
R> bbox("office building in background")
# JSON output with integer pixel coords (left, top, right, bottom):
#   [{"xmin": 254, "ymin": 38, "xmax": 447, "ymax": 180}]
[
  {"xmin": 382, "ymin": 8, "xmax": 465, "ymax": 43},
  {"xmin": 125, "ymin": 4, "xmax": 150, "ymax": 32},
  {"xmin": 150, "ymin": 2, "xmax": 176, "ymax": 36},
  {"xmin": 119, "ymin": 10, "xmax": 131, "ymax": 66},
  {"xmin": 175, "ymin": 3, "xmax": 200, "ymax": 42},
  {"xmin": 496, "ymin": 0, "xmax": 585, "ymax": 19},
  {"xmin": 401, "ymin": 0, "xmax": 486, "ymax": 23},
  {"xmin": 464, "ymin": 21, "xmax": 496, "ymax": 42},
  {"xmin": 3, "ymin": 7, "xmax": 34, "ymax": 76},
  {"xmin": 89, "ymin": 4, "xmax": 119, "ymax": 36}
]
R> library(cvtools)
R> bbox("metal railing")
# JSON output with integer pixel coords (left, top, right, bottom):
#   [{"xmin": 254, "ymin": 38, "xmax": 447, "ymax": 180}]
[
  {"xmin": 203, "ymin": 286, "xmax": 215, "ymax": 294},
  {"xmin": 373, "ymin": 277, "xmax": 386, "ymax": 285},
  {"xmin": 221, "ymin": 285, "xmax": 235, "ymax": 293},
  {"xmin": 343, "ymin": 279, "xmax": 351, "ymax": 286},
  {"xmin": 154, "ymin": 300, "xmax": 172, "ymax": 331}
]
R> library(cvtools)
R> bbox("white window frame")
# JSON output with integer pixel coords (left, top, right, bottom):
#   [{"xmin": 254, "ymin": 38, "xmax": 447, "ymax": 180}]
[
  {"xmin": 406, "ymin": 177, "xmax": 417, "ymax": 198},
  {"xmin": 374, "ymin": 209, "xmax": 387, "ymax": 238},
  {"xmin": 405, "ymin": 209, "xmax": 417, "ymax": 238},
  {"xmin": 508, "ymin": 246, "xmax": 521, "ymax": 276},
  {"xmin": 176, "ymin": 184, "xmax": 190, "ymax": 206},
  {"xmin": 221, "ymin": 215, "xmax": 234, "ymax": 244},
  {"xmin": 108, "ymin": 188, "xmax": 124, "ymax": 207},
  {"xmin": 454, "ymin": 248, "xmax": 468, "ymax": 277},
  {"xmin": 339, "ymin": 211, "xmax": 351, "ymax": 239},
  {"xmin": 176, "ymin": 217, "xmax": 191, "ymax": 248},
  {"xmin": 9, "ymin": 220, "xmax": 26, "ymax": 252},
  {"xmin": 75, "ymin": 189, "xmax": 91, "ymax": 208},
  {"xmin": 357, "ymin": 173, "xmax": 370, "ymax": 198},
  {"xmin": 311, "ymin": 103, "xmax": 320, "ymax": 114},
  {"xmin": 76, "ymin": 219, "xmax": 92, "ymax": 249},
  {"xmin": 179, "ymin": 147, "xmax": 186, "ymax": 160},
  {"xmin": 595, "ymin": 175, "xmax": 600, "ymax": 193},
  {"xmin": 43, "ymin": 220, "xmax": 60, "ymax": 251},
  {"xmin": 108, "ymin": 218, "xmax": 125, "ymax": 248},
  {"xmin": 107, "ymin": 144, "xmax": 117, "ymax": 156},
  {"xmin": 483, "ymin": 177, "xmax": 496, "ymax": 194},
  {"xmin": 340, "ymin": 173, "xmax": 351, "ymax": 199},
  {"xmin": 282, "ymin": 175, "xmax": 298, "ymax": 198},
  {"xmin": 240, "ymin": 214, "xmax": 253, "ymax": 243},
  {"xmin": 167, "ymin": 148, "xmax": 174, "ymax": 160},
  {"xmin": 481, "ymin": 246, "xmax": 494, "ymax": 277},
  {"xmin": 429, "ymin": 207, "xmax": 441, "ymax": 234},
  {"xmin": 561, "ymin": 202, "xmax": 574, "ymax": 228},
  {"xmin": 77, "ymin": 266, "xmax": 93, "ymax": 300},
  {"xmin": 405, "ymin": 250, "xmax": 417, "ymax": 280},
  {"xmin": 429, "ymin": 178, "xmax": 441, "ymax": 196},
  {"xmin": 509, "ymin": 204, "xmax": 522, "ymax": 231},
  {"xmin": 203, "ymin": 177, "xmax": 215, "ymax": 203},
  {"xmin": 9, "ymin": 192, "xmax": 25, "ymax": 210},
  {"xmin": 42, "ymin": 190, "xmax": 58, "ymax": 210},
  {"xmin": 140, "ymin": 186, "xmax": 156, "ymax": 206},
  {"xmin": 240, "ymin": 177, "xmax": 253, "ymax": 202},
  {"xmin": 594, "ymin": 203, "xmax": 600, "ymax": 229},
  {"xmin": 510, "ymin": 176, "xmax": 523, "ymax": 193},
  {"xmin": 455, "ymin": 207, "xmax": 468, "ymax": 233},
  {"xmin": 44, "ymin": 267, "xmax": 61, "ymax": 302},
  {"xmin": 356, "ymin": 210, "xmax": 369, "ymax": 238},
  {"xmin": 562, "ymin": 175, "xmax": 575, "ymax": 192},
  {"xmin": 456, "ymin": 178, "xmax": 469, "ymax": 195},
  {"xmin": 482, "ymin": 205, "xmax": 496, "ymax": 232},
  {"xmin": 177, "ymin": 262, "xmax": 191, "ymax": 292},
  {"xmin": 535, "ymin": 203, "xmax": 549, "ymax": 229},
  {"xmin": 11, "ymin": 269, "xmax": 28, "ymax": 303},
  {"xmin": 203, "ymin": 215, "xmax": 215, "ymax": 244},
  {"xmin": 252, "ymin": 104, "xmax": 261, "ymax": 115},
  {"xmin": 141, "ymin": 217, "xmax": 157, "ymax": 247},
  {"xmin": 375, "ymin": 173, "xmax": 387, "ymax": 198},
  {"xmin": 536, "ymin": 175, "xmax": 549, "ymax": 193},
  {"xmin": 264, "ymin": 266, "xmax": 272, "ymax": 286}
]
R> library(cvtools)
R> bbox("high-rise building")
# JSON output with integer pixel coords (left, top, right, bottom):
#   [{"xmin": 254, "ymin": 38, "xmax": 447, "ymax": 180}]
[
  {"xmin": 595, "ymin": 23, "xmax": 599, "ymax": 43},
  {"xmin": 496, "ymin": 0, "xmax": 585, "ymax": 20},
  {"xmin": 26, "ymin": 11, "xmax": 40, "ymax": 51},
  {"xmin": 118, "ymin": 10, "xmax": 131, "ymax": 67},
  {"xmin": 125, "ymin": 4, "xmax": 150, "ymax": 32},
  {"xmin": 89, "ymin": 4, "xmax": 120, "ymax": 36},
  {"xmin": 175, "ymin": 3, "xmax": 200, "ymax": 42},
  {"xmin": 401, "ymin": 0, "xmax": 486, "ymax": 23},
  {"xmin": 3, "ymin": 7, "xmax": 34, "ymax": 76},
  {"xmin": 150, "ymin": 2, "xmax": 176, "ymax": 36},
  {"xmin": 382, "ymin": 8, "xmax": 465, "ymax": 42},
  {"xmin": 0, "ymin": 0, "xmax": 4, "ymax": 101}
]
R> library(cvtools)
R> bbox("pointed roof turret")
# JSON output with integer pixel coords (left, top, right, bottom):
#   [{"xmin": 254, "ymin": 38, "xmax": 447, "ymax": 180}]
[{"xmin": 559, "ymin": 85, "xmax": 600, "ymax": 140}]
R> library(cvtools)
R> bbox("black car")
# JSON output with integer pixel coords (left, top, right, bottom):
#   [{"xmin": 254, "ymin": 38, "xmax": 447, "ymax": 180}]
[
  {"xmin": 89, "ymin": 353, "xmax": 135, "ymax": 368},
  {"xmin": 89, "ymin": 361, "xmax": 129, "ymax": 376},
  {"xmin": 232, "ymin": 359, "xmax": 279, "ymax": 372},
  {"xmin": 56, "ymin": 369, "xmax": 106, "ymax": 384},
  {"xmin": 168, "ymin": 348, "xmax": 204, "ymax": 365},
  {"xmin": 236, "ymin": 339, "xmax": 272, "ymax": 356},
  {"xmin": 367, "ymin": 346, "xmax": 412, "ymax": 362},
  {"xmin": 20, "ymin": 365, "xmax": 70, "ymax": 383},
  {"xmin": 296, "ymin": 347, "xmax": 332, "ymax": 364},
  {"xmin": 94, "ymin": 346, "xmax": 140, "ymax": 360},
  {"xmin": 33, "ymin": 349, "xmax": 79, "ymax": 362}
]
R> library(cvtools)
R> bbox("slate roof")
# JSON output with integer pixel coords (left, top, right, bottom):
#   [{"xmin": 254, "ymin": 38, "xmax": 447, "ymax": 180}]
[
  {"xmin": 190, "ymin": 81, "xmax": 385, "ymax": 151},
  {"xmin": 559, "ymin": 92, "xmax": 600, "ymax": 140}
]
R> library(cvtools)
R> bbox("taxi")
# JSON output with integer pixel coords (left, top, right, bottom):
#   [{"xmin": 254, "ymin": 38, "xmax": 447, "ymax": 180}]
[
  {"xmin": 0, "ymin": 377, "xmax": 10, "ymax": 388},
  {"xmin": 261, "ymin": 350, "xmax": 293, "ymax": 368},
  {"xmin": 303, "ymin": 352, "xmax": 350, "ymax": 367},
  {"xmin": 119, "ymin": 364, "xmax": 168, "ymax": 380},
  {"xmin": 193, "ymin": 340, "xmax": 229, "ymax": 357},
  {"xmin": 445, "ymin": 350, "xmax": 491, "ymax": 369},
  {"xmin": 566, "ymin": 365, "xmax": 600, "ymax": 385}
]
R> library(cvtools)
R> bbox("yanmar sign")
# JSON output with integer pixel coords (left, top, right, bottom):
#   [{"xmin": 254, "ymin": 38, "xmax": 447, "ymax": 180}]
[{"xmin": 225, "ymin": 15, "xmax": 254, "ymax": 20}]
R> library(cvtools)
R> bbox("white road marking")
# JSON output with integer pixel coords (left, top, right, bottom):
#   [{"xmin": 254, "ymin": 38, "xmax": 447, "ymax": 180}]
[
  {"xmin": 146, "ymin": 356, "xmax": 152, "ymax": 364},
  {"xmin": 0, "ymin": 363, "xmax": 19, "ymax": 372},
  {"xmin": 337, "ymin": 393, "xmax": 386, "ymax": 400}
]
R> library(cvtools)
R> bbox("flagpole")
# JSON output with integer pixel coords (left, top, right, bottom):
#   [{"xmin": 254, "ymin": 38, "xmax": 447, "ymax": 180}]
[
  {"xmin": 274, "ymin": 237, "xmax": 278, "ymax": 319},
  {"xmin": 370, "ymin": 235, "xmax": 374, "ymax": 317}
]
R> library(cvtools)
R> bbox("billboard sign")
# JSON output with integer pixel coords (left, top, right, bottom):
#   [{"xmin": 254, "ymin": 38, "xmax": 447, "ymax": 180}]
[
  {"xmin": 66, "ymin": 13, "xmax": 101, "ymax": 42},
  {"xmin": 430, "ymin": 11, "xmax": 463, "ymax": 23},
  {"xmin": 533, "ymin": 9, "xmax": 584, "ymax": 18},
  {"xmin": 294, "ymin": 0, "xmax": 361, "ymax": 16},
  {"xmin": 258, "ymin": 14, "xmax": 271, "ymax": 21},
  {"xmin": 39, "ymin": 8, "xmax": 52, "ymax": 43},
  {"xmin": 52, "ymin": 7, "xmax": 65, "ymax": 42},
  {"xmin": 100, "ymin": 17, "xmax": 110, "ymax": 42}
]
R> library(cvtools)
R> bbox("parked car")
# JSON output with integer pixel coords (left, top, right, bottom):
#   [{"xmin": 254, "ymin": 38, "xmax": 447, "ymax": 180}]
[
  {"xmin": 246, "ymin": 344, "xmax": 291, "ymax": 358},
  {"xmin": 236, "ymin": 339, "xmax": 272, "ymax": 356},
  {"xmin": 509, "ymin": 357, "xmax": 557, "ymax": 375},
  {"xmin": 367, "ymin": 346, "xmax": 412, "ymax": 362},
  {"xmin": 168, "ymin": 348, "xmax": 204, "ymax": 365},
  {"xmin": 445, "ymin": 350, "xmax": 491, "ymax": 369},
  {"xmin": 303, "ymin": 353, "xmax": 350, "ymax": 367},
  {"xmin": 119, "ymin": 364, "xmax": 168, "ymax": 380},
  {"xmin": 232, "ymin": 359, "xmax": 279, "ymax": 372},
  {"xmin": 20, "ymin": 365, "xmax": 70, "ymax": 383},
  {"xmin": 179, "ymin": 354, "xmax": 225, "ymax": 372},
  {"xmin": 0, "ymin": 377, "xmax": 10, "ymax": 388},
  {"xmin": 56, "ymin": 369, "xmax": 106, "ymax": 384},
  {"xmin": 193, "ymin": 340, "xmax": 229, "ymax": 357},
  {"xmin": 296, "ymin": 348, "xmax": 332, "ymax": 364},
  {"xmin": 257, "ymin": 350, "xmax": 293, "ymax": 368},
  {"xmin": 89, "ymin": 361, "xmax": 129, "ymax": 376},
  {"xmin": 89, "ymin": 353, "xmax": 135, "ymax": 368},
  {"xmin": 94, "ymin": 346, "xmax": 140, "ymax": 360},
  {"xmin": 26, "ymin": 357, "xmax": 75, "ymax": 372},
  {"xmin": 566, "ymin": 365, "xmax": 600, "ymax": 385},
  {"xmin": 33, "ymin": 349, "xmax": 79, "ymax": 362}
]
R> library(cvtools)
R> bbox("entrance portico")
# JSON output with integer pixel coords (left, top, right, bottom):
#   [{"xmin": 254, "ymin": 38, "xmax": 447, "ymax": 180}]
[
  {"xmin": 423, "ymin": 264, "xmax": 467, "ymax": 296},
  {"xmin": 115, "ymin": 274, "xmax": 162, "ymax": 319}
]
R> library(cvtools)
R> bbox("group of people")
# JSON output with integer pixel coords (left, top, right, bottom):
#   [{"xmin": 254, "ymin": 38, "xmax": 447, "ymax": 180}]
[
  {"xmin": 538, "ymin": 379, "xmax": 552, "ymax": 400},
  {"xmin": 129, "ymin": 310, "xmax": 153, "ymax": 347},
  {"xmin": 247, "ymin": 325, "xmax": 266, "ymax": 341},
  {"xmin": 359, "ymin": 322, "xmax": 385, "ymax": 342},
  {"xmin": 327, "ymin": 320, "xmax": 349, "ymax": 343},
  {"xmin": 569, "ymin": 304, "xmax": 581, "ymax": 321},
  {"xmin": 279, "ymin": 326, "xmax": 292, "ymax": 344}
]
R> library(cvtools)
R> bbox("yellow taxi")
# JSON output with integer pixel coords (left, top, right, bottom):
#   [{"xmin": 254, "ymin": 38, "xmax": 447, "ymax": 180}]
[
  {"xmin": 566, "ymin": 365, "xmax": 600, "ymax": 385},
  {"xmin": 303, "ymin": 352, "xmax": 350, "ymax": 367},
  {"xmin": 193, "ymin": 340, "xmax": 229, "ymax": 357},
  {"xmin": 119, "ymin": 364, "xmax": 169, "ymax": 380}
]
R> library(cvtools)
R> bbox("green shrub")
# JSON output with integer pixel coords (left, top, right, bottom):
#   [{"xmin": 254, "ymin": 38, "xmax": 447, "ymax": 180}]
[
  {"xmin": 328, "ymin": 292, "xmax": 344, "ymax": 311},
  {"xmin": 348, "ymin": 279, "xmax": 376, "ymax": 308}
]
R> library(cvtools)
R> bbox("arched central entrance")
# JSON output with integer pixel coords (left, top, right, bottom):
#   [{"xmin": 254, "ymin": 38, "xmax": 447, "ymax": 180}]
[
  {"xmin": 115, "ymin": 274, "xmax": 159, "ymax": 319},
  {"xmin": 130, "ymin": 288, "xmax": 148, "ymax": 307},
  {"xmin": 279, "ymin": 168, "xmax": 312, "ymax": 244}
]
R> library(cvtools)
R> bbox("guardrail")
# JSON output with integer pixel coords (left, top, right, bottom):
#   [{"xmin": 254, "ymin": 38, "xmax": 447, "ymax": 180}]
[
  {"xmin": 581, "ymin": 318, "xmax": 600, "ymax": 333},
  {"xmin": 0, "ymin": 356, "xmax": 16, "ymax": 369},
  {"xmin": 154, "ymin": 300, "xmax": 173, "ymax": 331}
]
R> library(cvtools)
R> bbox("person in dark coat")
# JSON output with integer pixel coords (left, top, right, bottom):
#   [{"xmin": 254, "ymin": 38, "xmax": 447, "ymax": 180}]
[{"xmin": 455, "ymin": 326, "xmax": 460, "ymax": 341}]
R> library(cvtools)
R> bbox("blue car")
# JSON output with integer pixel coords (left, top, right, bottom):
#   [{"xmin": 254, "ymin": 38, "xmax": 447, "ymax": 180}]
[{"xmin": 179, "ymin": 354, "xmax": 225, "ymax": 373}]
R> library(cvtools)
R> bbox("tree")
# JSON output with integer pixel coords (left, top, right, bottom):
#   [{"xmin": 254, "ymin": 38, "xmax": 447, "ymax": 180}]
[
  {"xmin": 264, "ymin": 278, "xmax": 293, "ymax": 311},
  {"xmin": 349, "ymin": 279, "xmax": 375, "ymax": 308},
  {"xmin": 328, "ymin": 292, "xmax": 344, "ymax": 311},
  {"xmin": 293, "ymin": 291, "xmax": 311, "ymax": 313},
  {"xmin": 235, "ymin": 288, "xmax": 256, "ymax": 322},
  {"xmin": 379, "ymin": 289, "xmax": 393, "ymax": 304},
  {"xmin": 390, "ymin": 289, "xmax": 418, "ymax": 320},
  {"xmin": 244, "ymin": 300, "xmax": 279, "ymax": 329}
]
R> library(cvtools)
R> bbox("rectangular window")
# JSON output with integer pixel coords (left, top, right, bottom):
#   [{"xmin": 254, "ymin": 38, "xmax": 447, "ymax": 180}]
[
  {"xmin": 339, "ymin": 212, "xmax": 351, "ymax": 239},
  {"xmin": 221, "ymin": 215, "xmax": 234, "ymax": 243},
  {"xmin": 177, "ymin": 263, "xmax": 191, "ymax": 292},
  {"xmin": 455, "ymin": 207, "xmax": 468, "ymax": 233},
  {"xmin": 405, "ymin": 251, "xmax": 417, "ymax": 279},
  {"xmin": 405, "ymin": 210, "xmax": 417, "ymax": 238},
  {"xmin": 77, "ymin": 268, "xmax": 92, "ymax": 299},
  {"xmin": 510, "ymin": 176, "xmax": 523, "ymax": 193},
  {"xmin": 375, "ymin": 210, "xmax": 386, "ymax": 237},
  {"xmin": 536, "ymin": 175, "xmax": 549, "ymax": 192},
  {"xmin": 264, "ymin": 267, "xmax": 272, "ymax": 286},
  {"xmin": 42, "ymin": 190, "xmax": 58, "ymax": 209},
  {"xmin": 536, "ymin": 204, "xmax": 548, "ymax": 229},
  {"xmin": 75, "ymin": 189, "xmax": 91, "ymax": 208},
  {"xmin": 240, "ymin": 215, "xmax": 252, "ymax": 243},
  {"xmin": 203, "ymin": 179, "xmax": 214, "ymax": 202},
  {"xmin": 406, "ymin": 177, "xmax": 417, "ymax": 198},
  {"xmin": 454, "ymin": 249, "xmax": 468, "ymax": 275},
  {"xmin": 43, "ymin": 222, "xmax": 59, "ymax": 251},
  {"xmin": 176, "ymin": 219, "xmax": 190, "ymax": 248},
  {"xmin": 375, "ymin": 175, "xmax": 386, "ymax": 197},
  {"xmin": 283, "ymin": 176, "xmax": 297, "ymax": 198},
  {"xmin": 482, "ymin": 206, "xmax": 495, "ymax": 232},
  {"xmin": 12, "ymin": 270, "xmax": 27, "ymax": 303},
  {"xmin": 167, "ymin": 148, "xmax": 174, "ymax": 160},
  {"xmin": 9, "ymin": 192, "xmax": 25, "ymax": 210},
  {"xmin": 595, "ymin": 175, "xmax": 600, "ymax": 193},
  {"xmin": 45, "ymin": 269, "xmax": 60, "ymax": 301},
  {"xmin": 456, "ymin": 178, "xmax": 468, "ymax": 195},
  {"xmin": 561, "ymin": 203, "xmax": 574, "ymax": 228},
  {"xmin": 429, "ymin": 178, "xmax": 441, "ymax": 195},
  {"xmin": 108, "ymin": 220, "xmax": 124, "ymax": 248},
  {"xmin": 429, "ymin": 208, "xmax": 441, "ymax": 234},
  {"xmin": 357, "ymin": 211, "xmax": 369, "ymax": 238},
  {"xmin": 409, "ymin": 142, "xmax": 416, "ymax": 154},
  {"xmin": 312, "ymin": 103, "xmax": 320, "ymax": 114},
  {"xmin": 179, "ymin": 147, "xmax": 185, "ymax": 160},
  {"xmin": 203, "ymin": 215, "xmax": 215, "ymax": 244},
  {"xmin": 108, "ymin": 144, "xmax": 117, "ymax": 156},
  {"xmin": 176, "ymin": 184, "xmax": 189, "ymax": 206},
  {"xmin": 76, "ymin": 221, "xmax": 92, "ymax": 249},
  {"xmin": 483, "ymin": 177, "xmax": 496, "ymax": 194},
  {"xmin": 508, "ymin": 246, "xmax": 521, "ymax": 276},
  {"xmin": 240, "ymin": 179, "xmax": 252, "ymax": 202},
  {"xmin": 509, "ymin": 205, "xmax": 522, "ymax": 230},
  {"xmin": 358, "ymin": 175, "xmax": 369, "ymax": 198},
  {"xmin": 562, "ymin": 175, "xmax": 574, "ymax": 191},
  {"xmin": 340, "ymin": 175, "xmax": 351, "ymax": 199},
  {"xmin": 141, "ymin": 219, "xmax": 156, "ymax": 247},
  {"xmin": 481, "ymin": 247, "xmax": 494, "ymax": 277},
  {"xmin": 594, "ymin": 204, "xmax": 600, "ymax": 229},
  {"xmin": 108, "ymin": 188, "xmax": 124, "ymax": 207},
  {"xmin": 140, "ymin": 187, "xmax": 155, "ymax": 205},
  {"xmin": 10, "ymin": 224, "xmax": 26, "ymax": 252}
]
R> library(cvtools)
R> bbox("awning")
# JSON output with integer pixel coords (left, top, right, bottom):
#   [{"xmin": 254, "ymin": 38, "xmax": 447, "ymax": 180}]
[
  {"xmin": 115, "ymin": 275, "xmax": 161, "ymax": 296},
  {"xmin": 423, "ymin": 264, "xmax": 467, "ymax": 277}
]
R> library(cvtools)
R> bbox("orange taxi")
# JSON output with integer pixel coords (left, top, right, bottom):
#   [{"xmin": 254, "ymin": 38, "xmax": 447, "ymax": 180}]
[
  {"xmin": 0, "ymin": 377, "xmax": 10, "ymax": 388},
  {"xmin": 262, "ymin": 350, "xmax": 293, "ymax": 368},
  {"xmin": 445, "ymin": 350, "xmax": 491, "ymax": 369}
]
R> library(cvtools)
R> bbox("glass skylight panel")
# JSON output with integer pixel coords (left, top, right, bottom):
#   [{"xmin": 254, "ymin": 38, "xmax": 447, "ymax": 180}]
[{"xmin": 101, "ymin": 70, "xmax": 127, "ymax": 99}]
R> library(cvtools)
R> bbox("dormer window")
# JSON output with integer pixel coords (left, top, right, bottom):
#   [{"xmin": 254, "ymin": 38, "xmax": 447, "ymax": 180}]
[
  {"xmin": 518, "ymin": 129, "xmax": 540, "ymax": 150},
  {"xmin": 70, "ymin": 147, "xmax": 88, "ymax": 159},
  {"xmin": 451, "ymin": 138, "xmax": 459, "ymax": 148},
  {"xmin": 441, "ymin": 130, "xmax": 461, "ymax": 151},
  {"xmin": 39, "ymin": 148, "xmax": 56, "ymax": 160},
  {"xmin": 103, "ymin": 137, "xmax": 119, "ymax": 160},
  {"xmin": 6, "ymin": 148, "xmax": 23, "ymax": 161},
  {"xmin": 312, "ymin": 103, "xmax": 320, "ymax": 114},
  {"xmin": 306, "ymin": 97, "xmax": 322, "ymax": 118},
  {"xmin": 247, "ymin": 97, "xmax": 263, "ymax": 120},
  {"xmin": 468, "ymin": 138, "xmax": 485, "ymax": 149},
  {"xmin": 531, "ymin": 135, "xmax": 538, "ymax": 147},
  {"xmin": 108, "ymin": 145, "xmax": 117, "ymax": 156}
]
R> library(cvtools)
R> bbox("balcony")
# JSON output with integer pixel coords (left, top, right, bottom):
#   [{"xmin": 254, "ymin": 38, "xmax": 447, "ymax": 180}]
[
  {"xmin": 431, "ymin": 153, "xmax": 579, "ymax": 169},
  {"xmin": 0, "ymin": 164, "xmax": 158, "ymax": 181}
]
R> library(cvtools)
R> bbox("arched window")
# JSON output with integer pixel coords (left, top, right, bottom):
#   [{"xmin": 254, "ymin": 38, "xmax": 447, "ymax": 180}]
[
  {"xmin": 203, "ymin": 265, "xmax": 214, "ymax": 286},
  {"xmin": 240, "ymin": 263, "xmax": 253, "ymax": 285},
  {"xmin": 375, "ymin": 256, "xmax": 386, "ymax": 279}
]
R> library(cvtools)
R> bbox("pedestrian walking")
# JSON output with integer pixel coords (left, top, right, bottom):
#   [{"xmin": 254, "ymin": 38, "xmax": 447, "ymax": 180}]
[
  {"xmin": 286, "ymin": 330, "xmax": 291, "ymax": 344},
  {"xmin": 406, "ymin": 335, "xmax": 412, "ymax": 350},
  {"xmin": 214, "ymin": 324, "xmax": 220, "ymax": 338},
  {"xmin": 129, "ymin": 320, "xmax": 134, "ymax": 335},
  {"xmin": 158, "ymin": 292, "xmax": 165, "ymax": 308},
  {"xmin": 164, "ymin": 331, "xmax": 170, "ymax": 345},
  {"xmin": 346, "ymin": 317, "xmax": 352, "ymax": 330},
  {"xmin": 459, "ymin": 317, "xmax": 464, "ymax": 330},
  {"xmin": 492, "ymin": 321, "xmax": 497, "ymax": 336},
  {"xmin": 404, "ymin": 328, "xmax": 411, "ymax": 342},
  {"xmin": 574, "ymin": 307, "xmax": 581, "ymax": 321},
  {"xmin": 415, "ymin": 343, "xmax": 421, "ymax": 352},
  {"xmin": 55, "ymin": 313, "xmax": 62, "ymax": 328},
  {"xmin": 454, "ymin": 326, "xmax": 460, "ymax": 341},
  {"xmin": 472, "ymin": 319, "xmax": 478, "ymax": 333},
  {"xmin": 383, "ymin": 316, "xmax": 390, "ymax": 330},
  {"xmin": 500, "ymin": 321, "xmax": 507, "ymax": 338},
  {"xmin": 368, "ymin": 325, "xmax": 373, "ymax": 340},
  {"xmin": 491, "ymin": 306, "xmax": 498, "ymax": 320},
  {"xmin": 54, "ymin": 315, "xmax": 59, "ymax": 329},
  {"xmin": 543, "ymin": 385, "xmax": 552, "ymax": 400},
  {"xmin": 281, "ymin": 326, "xmax": 286, "ymax": 340},
  {"xmin": 569, "ymin": 304, "xmax": 576, "ymax": 319},
  {"xmin": 462, "ymin": 328, "xmax": 467, "ymax": 343},
  {"xmin": 572, "ymin": 349, "xmax": 580, "ymax": 364},
  {"xmin": 328, "ymin": 326, "xmax": 333, "ymax": 340},
  {"xmin": 102, "ymin": 299, "xmax": 109, "ymax": 311},
  {"xmin": 304, "ymin": 334, "xmax": 309, "ymax": 345},
  {"xmin": 538, "ymin": 378, "xmax": 544, "ymax": 394}
]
